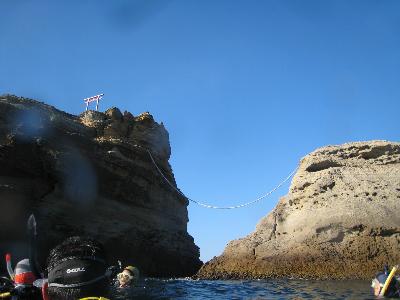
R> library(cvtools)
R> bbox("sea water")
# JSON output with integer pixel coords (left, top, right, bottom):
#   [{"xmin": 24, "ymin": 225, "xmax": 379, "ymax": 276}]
[{"xmin": 111, "ymin": 278, "xmax": 374, "ymax": 299}]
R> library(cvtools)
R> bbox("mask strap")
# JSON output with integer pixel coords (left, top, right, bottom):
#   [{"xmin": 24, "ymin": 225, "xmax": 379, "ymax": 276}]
[{"xmin": 48, "ymin": 269, "xmax": 112, "ymax": 288}]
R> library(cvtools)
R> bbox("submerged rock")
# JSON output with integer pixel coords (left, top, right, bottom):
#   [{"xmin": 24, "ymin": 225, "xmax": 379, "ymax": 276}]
[
  {"xmin": 0, "ymin": 94, "xmax": 201, "ymax": 277},
  {"xmin": 197, "ymin": 141, "xmax": 400, "ymax": 280}
]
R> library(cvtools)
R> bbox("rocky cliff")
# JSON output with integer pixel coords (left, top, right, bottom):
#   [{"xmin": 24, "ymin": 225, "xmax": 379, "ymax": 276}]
[
  {"xmin": 197, "ymin": 141, "xmax": 400, "ymax": 280},
  {"xmin": 0, "ymin": 95, "xmax": 202, "ymax": 277}
]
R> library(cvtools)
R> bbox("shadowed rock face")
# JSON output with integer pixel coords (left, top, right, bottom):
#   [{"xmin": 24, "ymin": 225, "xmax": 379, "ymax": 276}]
[
  {"xmin": 197, "ymin": 141, "xmax": 400, "ymax": 280},
  {"xmin": 0, "ymin": 95, "xmax": 202, "ymax": 277}
]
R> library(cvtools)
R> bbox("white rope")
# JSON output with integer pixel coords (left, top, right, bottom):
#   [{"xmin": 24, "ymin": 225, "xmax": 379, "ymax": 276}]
[{"xmin": 147, "ymin": 149, "xmax": 298, "ymax": 209}]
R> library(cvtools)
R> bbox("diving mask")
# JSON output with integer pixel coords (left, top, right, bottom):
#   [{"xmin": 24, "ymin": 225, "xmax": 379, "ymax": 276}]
[{"xmin": 117, "ymin": 272, "xmax": 133, "ymax": 282}]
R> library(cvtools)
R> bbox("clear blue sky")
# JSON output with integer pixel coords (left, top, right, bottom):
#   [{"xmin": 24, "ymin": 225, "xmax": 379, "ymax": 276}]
[{"xmin": 1, "ymin": 0, "xmax": 399, "ymax": 262}]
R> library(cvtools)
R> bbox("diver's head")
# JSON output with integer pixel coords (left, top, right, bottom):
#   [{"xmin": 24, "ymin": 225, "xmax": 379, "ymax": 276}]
[
  {"xmin": 117, "ymin": 265, "xmax": 139, "ymax": 287},
  {"xmin": 46, "ymin": 236, "xmax": 110, "ymax": 300},
  {"xmin": 371, "ymin": 271, "xmax": 400, "ymax": 297},
  {"xmin": 14, "ymin": 258, "xmax": 36, "ymax": 286}
]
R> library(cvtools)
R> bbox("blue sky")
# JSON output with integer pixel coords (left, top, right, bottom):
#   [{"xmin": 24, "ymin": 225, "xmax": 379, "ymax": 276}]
[{"xmin": 1, "ymin": 0, "xmax": 399, "ymax": 262}]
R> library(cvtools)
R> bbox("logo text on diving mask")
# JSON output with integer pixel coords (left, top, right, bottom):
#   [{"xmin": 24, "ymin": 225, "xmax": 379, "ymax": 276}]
[{"xmin": 66, "ymin": 267, "xmax": 86, "ymax": 273}]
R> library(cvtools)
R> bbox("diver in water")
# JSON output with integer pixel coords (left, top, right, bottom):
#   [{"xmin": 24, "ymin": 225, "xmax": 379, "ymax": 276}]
[
  {"xmin": 0, "ymin": 214, "xmax": 43, "ymax": 299},
  {"xmin": 12, "ymin": 259, "xmax": 42, "ymax": 300},
  {"xmin": 0, "ymin": 255, "xmax": 41, "ymax": 300},
  {"xmin": 117, "ymin": 265, "xmax": 140, "ymax": 288},
  {"xmin": 371, "ymin": 265, "xmax": 400, "ymax": 298},
  {"xmin": 2, "ymin": 216, "xmax": 115, "ymax": 300},
  {"xmin": 43, "ymin": 236, "xmax": 111, "ymax": 300}
]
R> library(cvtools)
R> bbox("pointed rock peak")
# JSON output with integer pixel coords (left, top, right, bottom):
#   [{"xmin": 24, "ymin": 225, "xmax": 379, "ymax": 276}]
[
  {"xmin": 123, "ymin": 111, "xmax": 135, "ymax": 121},
  {"xmin": 105, "ymin": 107, "xmax": 123, "ymax": 121},
  {"xmin": 135, "ymin": 112, "xmax": 154, "ymax": 124}
]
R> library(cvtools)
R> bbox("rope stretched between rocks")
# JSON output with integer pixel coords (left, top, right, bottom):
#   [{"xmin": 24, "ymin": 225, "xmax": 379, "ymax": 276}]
[{"xmin": 147, "ymin": 149, "xmax": 298, "ymax": 209}]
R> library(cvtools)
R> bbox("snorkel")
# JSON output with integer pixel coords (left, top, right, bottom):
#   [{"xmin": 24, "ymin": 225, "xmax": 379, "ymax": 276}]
[
  {"xmin": 5, "ymin": 254, "xmax": 15, "ymax": 281},
  {"xmin": 379, "ymin": 265, "xmax": 399, "ymax": 297},
  {"xmin": 4, "ymin": 214, "xmax": 42, "ymax": 283},
  {"xmin": 27, "ymin": 214, "xmax": 42, "ymax": 279}
]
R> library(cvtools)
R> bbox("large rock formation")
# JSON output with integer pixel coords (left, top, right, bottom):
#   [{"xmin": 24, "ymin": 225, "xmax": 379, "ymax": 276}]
[
  {"xmin": 197, "ymin": 141, "xmax": 400, "ymax": 280},
  {"xmin": 0, "ymin": 95, "xmax": 202, "ymax": 277}
]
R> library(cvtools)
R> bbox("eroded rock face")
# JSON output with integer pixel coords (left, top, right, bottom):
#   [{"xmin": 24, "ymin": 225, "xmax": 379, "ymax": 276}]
[
  {"xmin": 0, "ymin": 95, "xmax": 201, "ymax": 277},
  {"xmin": 197, "ymin": 141, "xmax": 400, "ymax": 280}
]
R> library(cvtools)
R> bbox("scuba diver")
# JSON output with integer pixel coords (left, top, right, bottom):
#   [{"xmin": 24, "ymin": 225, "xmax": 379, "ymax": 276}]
[
  {"xmin": 2, "ymin": 215, "xmax": 118, "ymax": 300},
  {"xmin": 0, "ymin": 255, "xmax": 41, "ymax": 299},
  {"xmin": 0, "ymin": 214, "xmax": 43, "ymax": 299},
  {"xmin": 117, "ymin": 265, "xmax": 140, "ymax": 288},
  {"xmin": 371, "ymin": 264, "xmax": 400, "ymax": 297},
  {"xmin": 43, "ymin": 236, "xmax": 112, "ymax": 300}
]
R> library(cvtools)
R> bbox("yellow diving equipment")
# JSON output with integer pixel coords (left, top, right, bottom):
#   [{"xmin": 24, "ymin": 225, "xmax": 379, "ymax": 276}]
[
  {"xmin": 0, "ymin": 292, "xmax": 10, "ymax": 299},
  {"xmin": 379, "ymin": 265, "xmax": 399, "ymax": 296},
  {"xmin": 79, "ymin": 297, "xmax": 110, "ymax": 300}
]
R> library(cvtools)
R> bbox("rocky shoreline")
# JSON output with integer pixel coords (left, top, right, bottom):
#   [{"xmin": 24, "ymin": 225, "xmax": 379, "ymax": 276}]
[
  {"xmin": 197, "ymin": 141, "xmax": 400, "ymax": 280},
  {"xmin": 2, "ymin": 95, "xmax": 398, "ymax": 280}
]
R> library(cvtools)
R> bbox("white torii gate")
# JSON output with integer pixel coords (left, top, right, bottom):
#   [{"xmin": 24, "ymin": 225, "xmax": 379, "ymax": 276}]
[{"xmin": 84, "ymin": 93, "xmax": 104, "ymax": 111}]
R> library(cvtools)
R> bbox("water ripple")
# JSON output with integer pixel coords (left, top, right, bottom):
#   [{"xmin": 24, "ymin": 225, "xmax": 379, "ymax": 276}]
[{"xmin": 110, "ymin": 278, "xmax": 374, "ymax": 299}]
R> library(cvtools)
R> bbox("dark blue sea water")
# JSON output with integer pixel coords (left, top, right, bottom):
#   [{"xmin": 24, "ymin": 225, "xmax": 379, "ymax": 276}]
[{"xmin": 111, "ymin": 278, "xmax": 374, "ymax": 299}]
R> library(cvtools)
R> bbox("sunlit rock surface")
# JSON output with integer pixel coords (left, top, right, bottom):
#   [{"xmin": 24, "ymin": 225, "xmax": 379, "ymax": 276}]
[
  {"xmin": 0, "ymin": 95, "xmax": 201, "ymax": 277},
  {"xmin": 197, "ymin": 141, "xmax": 400, "ymax": 280}
]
